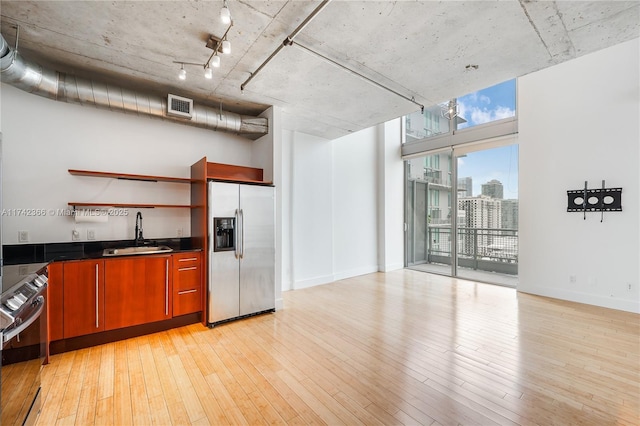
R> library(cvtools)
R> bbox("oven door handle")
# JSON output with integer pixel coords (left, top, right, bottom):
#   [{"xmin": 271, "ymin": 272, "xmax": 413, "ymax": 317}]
[{"xmin": 3, "ymin": 296, "xmax": 45, "ymax": 343}]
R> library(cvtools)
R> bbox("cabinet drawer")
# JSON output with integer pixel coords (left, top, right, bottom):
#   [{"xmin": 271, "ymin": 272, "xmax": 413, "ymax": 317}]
[
  {"xmin": 173, "ymin": 287, "xmax": 201, "ymax": 316},
  {"xmin": 172, "ymin": 251, "xmax": 202, "ymax": 316},
  {"xmin": 172, "ymin": 252, "xmax": 201, "ymax": 268},
  {"xmin": 173, "ymin": 265, "xmax": 201, "ymax": 291}
]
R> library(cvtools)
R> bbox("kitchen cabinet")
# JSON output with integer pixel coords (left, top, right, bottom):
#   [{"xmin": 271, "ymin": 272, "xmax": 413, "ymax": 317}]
[
  {"xmin": 51, "ymin": 251, "xmax": 202, "ymax": 346},
  {"xmin": 104, "ymin": 255, "xmax": 172, "ymax": 329},
  {"xmin": 172, "ymin": 251, "xmax": 202, "ymax": 316},
  {"xmin": 47, "ymin": 262, "xmax": 64, "ymax": 342},
  {"xmin": 62, "ymin": 259, "xmax": 105, "ymax": 339}
]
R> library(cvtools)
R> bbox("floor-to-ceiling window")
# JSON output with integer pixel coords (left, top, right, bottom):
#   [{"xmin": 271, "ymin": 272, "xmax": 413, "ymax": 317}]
[
  {"xmin": 403, "ymin": 79, "xmax": 518, "ymax": 287},
  {"xmin": 455, "ymin": 144, "xmax": 518, "ymax": 286}
]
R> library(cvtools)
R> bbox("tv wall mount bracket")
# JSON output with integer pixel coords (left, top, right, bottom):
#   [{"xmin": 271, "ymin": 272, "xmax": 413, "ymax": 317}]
[{"xmin": 567, "ymin": 180, "xmax": 622, "ymax": 221}]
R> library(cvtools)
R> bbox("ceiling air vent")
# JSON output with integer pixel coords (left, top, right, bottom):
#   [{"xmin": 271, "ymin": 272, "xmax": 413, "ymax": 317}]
[{"xmin": 167, "ymin": 94, "xmax": 193, "ymax": 119}]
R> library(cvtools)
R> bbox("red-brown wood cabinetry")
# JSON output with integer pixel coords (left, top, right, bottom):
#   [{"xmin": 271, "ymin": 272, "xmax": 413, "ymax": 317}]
[
  {"xmin": 62, "ymin": 259, "xmax": 105, "ymax": 339},
  {"xmin": 104, "ymin": 255, "xmax": 172, "ymax": 329},
  {"xmin": 49, "ymin": 251, "xmax": 202, "ymax": 347},
  {"xmin": 172, "ymin": 251, "xmax": 202, "ymax": 316},
  {"xmin": 47, "ymin": 262, "xmax": 64, "ymax": 342}
]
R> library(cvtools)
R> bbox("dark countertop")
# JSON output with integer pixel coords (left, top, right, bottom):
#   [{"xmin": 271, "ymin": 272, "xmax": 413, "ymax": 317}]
[{"xmin": 3, "ymin": 238, "xmax": 201, "ymax": 265}]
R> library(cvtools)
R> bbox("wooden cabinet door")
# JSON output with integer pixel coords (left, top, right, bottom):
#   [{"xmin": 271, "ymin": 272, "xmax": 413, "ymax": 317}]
[
  {"xmin": 62, "ymin": 260, "xmax": 105, "ymax": 338},
  {"xmin": 172, "ymin": 252, "xmax": 202, "ymax": 316},
  {"xmin": 47, "ymin": 262, "xmax": 64, "ymax": 342},
  {"xmin": 104, "ymin": 255, "xmax": 172, "ymax": 330}
]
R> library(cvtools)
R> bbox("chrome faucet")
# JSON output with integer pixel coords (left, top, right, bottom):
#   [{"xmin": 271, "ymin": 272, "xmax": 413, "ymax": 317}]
[{"xmin": 135, "ymin": 211, "xmax": 144, "ymax": 245}]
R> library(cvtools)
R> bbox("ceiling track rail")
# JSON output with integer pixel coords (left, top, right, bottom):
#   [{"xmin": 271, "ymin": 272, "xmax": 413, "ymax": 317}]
[
  {"xmin": 241, "ymin": 0, "xmax": 423, "ymax": 113},
  {"xmin": 292, "ymin": 41, "xmax": 424, "ymax": 113},
  {"xmin": 241, "ymin": 0, "xmax": 333, "ymax": 92}
]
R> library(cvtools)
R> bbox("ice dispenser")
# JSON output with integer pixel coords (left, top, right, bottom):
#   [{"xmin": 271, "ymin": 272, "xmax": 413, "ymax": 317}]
[{"xmin": 214, "ymin": 217, "xmax": 235, "ymax": 251}]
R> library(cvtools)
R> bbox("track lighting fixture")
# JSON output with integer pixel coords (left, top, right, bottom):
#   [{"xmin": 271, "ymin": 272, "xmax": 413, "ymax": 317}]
[
  {"xmin": 220, "ymin": 0, "xmax": 231, "ymax": 25},
  {"xmin": 173, "ymin": 3, "xmax": 234, "ymax": 82}
]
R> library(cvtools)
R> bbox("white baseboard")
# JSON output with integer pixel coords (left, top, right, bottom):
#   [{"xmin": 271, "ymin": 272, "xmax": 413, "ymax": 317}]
[
  {"xmin": 518, "ymin": 286, "xmax": 640, "ymax": 314},
  {"xmin": 333, "ymin": 265, "xmax": 379, "ymax": 282},
  {"xmin": 293, "ymin": 274, "xmax": 335, "ymax": 290}
]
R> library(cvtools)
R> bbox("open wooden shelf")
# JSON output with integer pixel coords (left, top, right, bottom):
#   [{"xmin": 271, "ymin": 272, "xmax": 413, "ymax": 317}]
[
  {"xmin": 68, "ymin": 202, "xmax": 194, "ymax": 209},
  {"xmin": 68, "ymin": 168, "xmax": 194, "ymax": 209},
  {"xmin": 68, "ymin": 201, "xmax": 196, "ymax": 209},
  {"xmin": 68, "ymin": 169, "xmax": 192, "ymax": 184}
]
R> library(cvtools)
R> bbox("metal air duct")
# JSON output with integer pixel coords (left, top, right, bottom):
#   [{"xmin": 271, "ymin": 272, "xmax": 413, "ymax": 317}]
[{"xmin": 0, "ymin": 34, "xmax": 268, "ymax": 138}]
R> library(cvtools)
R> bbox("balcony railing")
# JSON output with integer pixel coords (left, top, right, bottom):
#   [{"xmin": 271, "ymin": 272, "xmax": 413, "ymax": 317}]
[{"xmin": 426, "ymin": 226, "xmax": 518, "ymax": 275}]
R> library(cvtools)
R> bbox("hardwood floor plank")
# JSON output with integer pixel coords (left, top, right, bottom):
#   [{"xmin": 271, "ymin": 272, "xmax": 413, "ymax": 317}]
[
  {"xmin": 97, "ymin": 343, "xmax": 115, "ymax": 401},
  {"xmin": 126, "ymin": 338, "xmax": 153, "ymax": 425},
  {"xmin": 167, "ymin": 354, "xmax": 207, "ymax": 423},
  {"xmin": 94, "ymin": 396, "xmax": 114, "ymax": 426},
  {"xmin": 35, "ymin": 270, "xmax": 639, "ymax": 426},
  {"xmin": 74, "ymin": 346, "xmax": 102, "ymax": 425},
  {"xmin": 112, "ymin": 340, "xmax": 133, "ymax": 425},
  {"xmin": 56, "ymin": 348, "xmax": 89, "ymax": 419}
]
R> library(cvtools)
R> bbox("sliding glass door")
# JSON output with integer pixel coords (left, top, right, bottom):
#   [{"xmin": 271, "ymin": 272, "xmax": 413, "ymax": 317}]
[
  {"xmin": 405, "ymin": 145, "xmax": 518, "ymax": 286},
  {"xmin": 455, "ymin": 145, "xmax": 518, "ymax": 286},
  {"xmin": 405, "ymin": 151, "xmax": 454, "ymax": 275}
]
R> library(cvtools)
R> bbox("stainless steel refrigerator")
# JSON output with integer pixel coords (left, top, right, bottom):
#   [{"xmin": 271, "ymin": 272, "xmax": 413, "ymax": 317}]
[{"xmin": 208, "ymin": 181, "xmax": 275, "ymax": 325}]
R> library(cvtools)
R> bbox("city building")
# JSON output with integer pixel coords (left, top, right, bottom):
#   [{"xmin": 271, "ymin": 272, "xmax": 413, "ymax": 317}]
[
  {"xmin": 502, "ymin": 199, "xmax": 519, "ymax": 230},
  {"xmin": 458, "ymin": 176, "xmax": 473, "ymax": 197},
  {"xmin": 482, "ymin": 179, "xmax": 504, "ymax": 199}
]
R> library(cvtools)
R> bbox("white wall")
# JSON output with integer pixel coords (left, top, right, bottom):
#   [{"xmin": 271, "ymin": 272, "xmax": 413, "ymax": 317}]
[
  {"xmin": 518, "ymin": 38, "xmax": 639, "ymax": 313},
  {"xmin": 1, "ymin": 84, "xmax": 255, "ymax": 244},
  {"xmin": 282, "ymin": 120, "xmax": 404, "ymax": 290},
  {"xmin": 378, "ymin": 119, "xmax": 405, "ymax": 272},
  {"xmin": 290, "ymin": 131, "xmax": 334, "ymax": 288},
  {"xmin": 332, "ymin": 126, "xmax": 379, "ymax": 280}
]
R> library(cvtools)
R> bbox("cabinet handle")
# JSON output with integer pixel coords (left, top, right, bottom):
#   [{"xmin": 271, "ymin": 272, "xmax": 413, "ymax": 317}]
[
  {"xmin": 178, "ymin": 289, "xmax": 197, "ymax": 295},
  {"xmin": 95, "ymin": 263, "xmax": 99, "ymax": 328},
  {"xmin": 178, "ymin": 257, "xmax": 198, "ymax": 262},
  {"xmin": 165, "ymin": 259, "xmax": 169, "ymax": 316},
  {"xmin": 178, "ymin": 266, "xmax": 197, "ymax": 272}
]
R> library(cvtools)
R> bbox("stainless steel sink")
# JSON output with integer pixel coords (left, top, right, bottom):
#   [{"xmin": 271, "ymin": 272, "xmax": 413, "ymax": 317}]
[{"xmin": 102, "ymin": 245, "xmax": 173, "ymax": 257}]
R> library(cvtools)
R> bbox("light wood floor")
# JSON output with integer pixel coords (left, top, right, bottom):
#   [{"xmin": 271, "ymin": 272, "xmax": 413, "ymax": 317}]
[{"xmin": 37, "ymin": 270, "xmax": 640, "ymax": 425}]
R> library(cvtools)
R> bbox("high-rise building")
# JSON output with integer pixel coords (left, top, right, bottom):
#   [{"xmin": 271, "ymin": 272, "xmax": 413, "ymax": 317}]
[
  {"xmin": 482, "ymin": 179, "xmax": 504, "ymax": 199},
  {"xmin": 501, "ymin": 199, "xmax": 519, "ymax": 230},
  {"xmin": 458, "ymin": 195, "xmax": 502, "ymax": 256},
  {"xmin": 458, "ymin": 177, "xmax": 473, "ymax": 197}
]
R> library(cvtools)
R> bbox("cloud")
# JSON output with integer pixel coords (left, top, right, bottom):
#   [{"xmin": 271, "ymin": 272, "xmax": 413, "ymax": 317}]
[{"xmin": 457, "ymin": 101, "xmax": 515, "ymax": 127}]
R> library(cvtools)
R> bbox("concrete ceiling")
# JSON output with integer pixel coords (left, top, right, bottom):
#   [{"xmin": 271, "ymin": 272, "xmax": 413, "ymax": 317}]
[{"xmin": 1, "ymin": 1, "xmax": 638, "ymax": 139}]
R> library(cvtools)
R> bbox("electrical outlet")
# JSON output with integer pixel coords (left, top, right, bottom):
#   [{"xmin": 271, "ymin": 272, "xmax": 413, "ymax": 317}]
[
  {"xmin": 72, "ymin": 229, "xmax": 81, "ymax": 241},
  {"xmin": 177, "ymin": 228, "xmax": 183, "ymax": 237},
  {"xmin": 569, "ymin": 275, "xmax": 576, "ymax": 283},
  {"xmin": 87, "ymin": 229, "xmax": 96, "ymax": 240},
  {"xmin": 18, "ymin": 230, "xmax": 29, "ymax": 243},
  {"xmin": 628, "ymin": 283, "xmax": 633, "ymax": 292}
]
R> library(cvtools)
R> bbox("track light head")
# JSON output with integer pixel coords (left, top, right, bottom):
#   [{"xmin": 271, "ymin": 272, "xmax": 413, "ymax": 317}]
[
  {"xmin": 220, "ymin": 1, "xmax": 231, "ymax": 24},
  {"xmin": 222, "ymin": 40, "xmax": 231, "ymax": 54}
]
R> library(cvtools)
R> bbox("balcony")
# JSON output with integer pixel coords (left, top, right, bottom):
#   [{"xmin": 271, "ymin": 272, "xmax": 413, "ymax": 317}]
[{"xmin": 409, "ymin": 226, "xmax": 518, "ymax": 287}]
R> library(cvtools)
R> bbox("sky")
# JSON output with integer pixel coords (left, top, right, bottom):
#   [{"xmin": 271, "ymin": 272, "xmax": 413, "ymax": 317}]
[{"xmin": 455, "ymin": 79, "xmax": 519, "ymax": 199}]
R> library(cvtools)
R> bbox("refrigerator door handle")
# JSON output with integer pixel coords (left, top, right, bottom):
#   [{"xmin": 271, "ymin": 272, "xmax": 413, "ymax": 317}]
[
  {"xmin": 239, "ymin": 208, "xmax": 244, "ymax": 259},
  {"xmin": 234, "ymin": 209, "xmax": 240, "ymax": 259}
]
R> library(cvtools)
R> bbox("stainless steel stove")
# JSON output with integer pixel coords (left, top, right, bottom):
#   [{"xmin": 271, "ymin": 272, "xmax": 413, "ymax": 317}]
[{"xmin": 0, "ymin": 263, "xmax": 48, "ymax": 426}]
